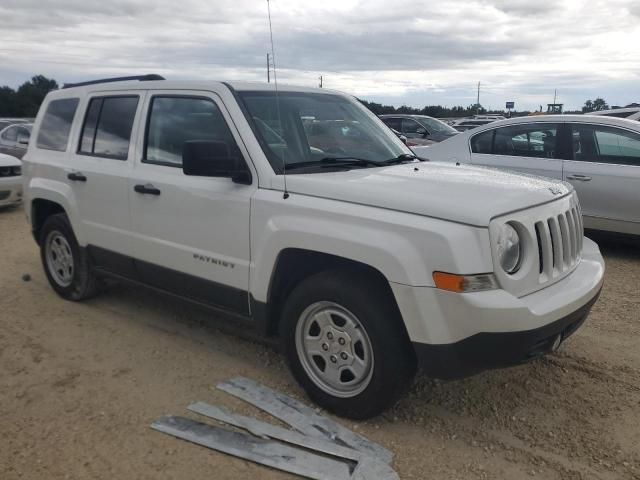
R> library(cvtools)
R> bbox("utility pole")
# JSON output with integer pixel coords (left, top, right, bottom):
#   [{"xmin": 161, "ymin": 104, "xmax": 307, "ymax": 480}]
[
  {"xmin": 267, "ymin": 53, "xmax": 270, "ymax": 83},
  {"xmin": 476, "ymin": 81, "xmax": 481, "ymax": 115},
  {"xmin": 319, "ymin": 75, "xmax": 323, "ymax": 88}
]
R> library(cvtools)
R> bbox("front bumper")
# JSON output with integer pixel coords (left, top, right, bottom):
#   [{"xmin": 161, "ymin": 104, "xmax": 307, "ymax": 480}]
[
  {"xmin": 390, "ymin": 237, "xmax": 605, "ymax": 379},
  {"xmin": 0, "ymin": 176, "xmax": 22, "ymax": 206},
  {"xmin": 412, "ymin": 288, "xmax": 600, "ymax": 379}
]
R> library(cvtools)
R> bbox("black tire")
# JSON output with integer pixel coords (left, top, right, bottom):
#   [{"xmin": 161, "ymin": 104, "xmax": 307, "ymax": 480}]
[
  {"xmin": 281, "ymin": 269, "xmax": 416, "ymax": 419},
  {"xmin": 39, "ymin": 213, "xmax": 101, "ymax": 301}
]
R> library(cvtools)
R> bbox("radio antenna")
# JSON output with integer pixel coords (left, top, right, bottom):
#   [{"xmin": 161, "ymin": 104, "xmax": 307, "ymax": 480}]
[{"xmin": 266, "ymin": 0, "xmax": 289, "ymax": 199}]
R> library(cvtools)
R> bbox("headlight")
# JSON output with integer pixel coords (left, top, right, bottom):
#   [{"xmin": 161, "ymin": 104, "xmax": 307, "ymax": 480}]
[
  {"xmin": 12, "ymin": 166, "xmax": 21, "ymax": 176},
  {"xmin": 496, "ymin": 223, "xmax": 521, "ymax": 274}
]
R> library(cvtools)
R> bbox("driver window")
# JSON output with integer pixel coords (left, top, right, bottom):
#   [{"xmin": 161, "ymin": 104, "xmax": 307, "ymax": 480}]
[{"xmin": 144, "ymin": 96, "xmax": 242, "ymax": 168}]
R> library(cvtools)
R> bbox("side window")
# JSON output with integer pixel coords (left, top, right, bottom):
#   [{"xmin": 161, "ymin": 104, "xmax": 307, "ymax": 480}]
[
  {"xmin": 493, "ymin": 124, "xmax": 558, "ymax": 158},
  {"xmin": 2, "ymin": 126, "xmax": 18, "ymax": 142},
  {"xmin": 144, "ymin": 96, "xmax": 242, "ymax": 168},
  {"xmin": 573, "ymin": 124, "xmax": 640, "ymax": 166},
  {"xmin": 470, "ymin": 129, "xmax": 494, "ymax": 154},
  {"xmin": 36, "ymin": 98, "xmax": 79, "ymax": 151},
  {"xmin": 401, "ymin": 119, "xmax": 423, "ymax": 134},
  {"xmin": 382, "ymin": 118, "xmax": 401, "ymax": 131},
  {"xmin": 79, "ymin": 96, "xmax": 139, "ymax": 160}
]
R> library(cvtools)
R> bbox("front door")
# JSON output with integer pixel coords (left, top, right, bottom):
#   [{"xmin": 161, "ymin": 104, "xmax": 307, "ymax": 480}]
[
  {"xmin": 128, "ymin": 91, "xmax": 256, "ymax": 314},
  {"xmin": 564, "ymin": 123, "xmax": 640, "ymax": 235},
  {"xmin": 469, "ymin": 122, "xmax": 564, "ymax": 180}
]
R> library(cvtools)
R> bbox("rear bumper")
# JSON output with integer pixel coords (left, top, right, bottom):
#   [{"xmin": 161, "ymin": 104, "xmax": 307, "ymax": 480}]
[{"xmin": 412, "ymin": 288, "xmax": 600, "ymax": 379}]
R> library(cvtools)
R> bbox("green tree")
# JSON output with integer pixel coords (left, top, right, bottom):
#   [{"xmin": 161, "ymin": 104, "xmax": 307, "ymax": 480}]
[
  {"xmin": 0, "ymin": 86, "xmax": 19, "ymax": 116},
  {"xmin": 582, "ymin": 99, "xmax": 594, "ymax": 113},
  {"xmin": 15, "ymin": 75, "xmax": 59, "ymax": 117},
  {"xmin": 592, "ymin": 97, "xmax": 608, "ymax": 111}
]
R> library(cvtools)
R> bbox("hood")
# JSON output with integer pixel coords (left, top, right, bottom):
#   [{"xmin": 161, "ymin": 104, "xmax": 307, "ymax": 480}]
[
  {"xmin": 0, "ymin": 153, "xmax": 21, "ymax": 167},
  {"xmin": 284, "ymin": 162, "xmax": 572, "ymax": 227}
]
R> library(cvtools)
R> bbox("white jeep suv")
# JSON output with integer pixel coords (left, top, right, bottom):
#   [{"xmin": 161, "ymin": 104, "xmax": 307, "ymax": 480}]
[{"xmin": 23, "ymin": 75, "xmax": 604, "ymax": 419}]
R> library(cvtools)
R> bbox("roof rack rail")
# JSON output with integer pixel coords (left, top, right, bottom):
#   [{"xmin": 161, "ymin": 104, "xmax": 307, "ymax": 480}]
[{"xmin": 62, "ymin": 74, "xmax": 165, "ymax": 89}]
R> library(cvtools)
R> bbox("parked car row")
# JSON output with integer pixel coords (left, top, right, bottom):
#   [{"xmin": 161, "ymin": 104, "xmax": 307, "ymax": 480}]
[
  {"xmin": 19, "ymin": 76, "xmax": 604, "ymax": 418},
  {"xmin": 0, "ymin": 118, "xmax": 31, "ymax": 207},
  {"xmin": 0, "ymin": 152, "xmax": 22, "ymax": 207},
  {"xmin": 379, "ymin": 114, "xmax": 459, "ymax": 146},
  {"xmin": 413, "ymin": 114, "xmax": 640, "ymax": 236},
  {"xmin": 0, "ymin": 122, "xmax": 32, "ymax": 159}
]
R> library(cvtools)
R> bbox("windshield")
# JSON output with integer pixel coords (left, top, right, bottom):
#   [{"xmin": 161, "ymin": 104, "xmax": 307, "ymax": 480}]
[
  {"xmin": 414, "ymin": 116, "xmax": 458, "ymax": 135},
  {"xmin": 238, "ymin": 91, "xmax": 413, "ymax": 173}
]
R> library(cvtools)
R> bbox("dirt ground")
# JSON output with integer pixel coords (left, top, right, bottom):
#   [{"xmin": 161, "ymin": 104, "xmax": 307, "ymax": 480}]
[{"xmin": 1, "ymin": 205, "xmax": 639, "ymax": 480}]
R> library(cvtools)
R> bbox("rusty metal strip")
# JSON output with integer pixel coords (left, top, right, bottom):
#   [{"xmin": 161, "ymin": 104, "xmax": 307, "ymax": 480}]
[
  {"xmin": 216, "ymin": 377, "xmax": 393, "ymax": 464},
  {"xmin": 188, "ymin": 402, "xmax": 399, "ymax": 480}
]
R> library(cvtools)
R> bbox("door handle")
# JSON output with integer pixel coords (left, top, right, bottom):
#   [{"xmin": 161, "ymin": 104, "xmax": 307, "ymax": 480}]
[
  {"xmin": 566, "ymin": 174, "xmax": 592, "ymax": 182},
  {"xmin": 134, "ymin": 183, "xmax": 161, "ymax": 195},
  {"xmin": 67, "ymin": 172, "xmax": 87, "ymax": 182}
]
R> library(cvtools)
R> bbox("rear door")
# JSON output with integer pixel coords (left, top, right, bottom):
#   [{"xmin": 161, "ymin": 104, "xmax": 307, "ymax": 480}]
[
  {"xmin": 128, "ymin": 90, "xmax": 256, "ymax": 314},
  {"xmin": 68, "ymin": 91, "xmax": 144, "ymax": 272},
  {"xmin": 564, "ymin": 123, "xmax": 640, "ymax": 235},
  {"xmin": 469, "ymin": 122, "xmax": 564, "ymax": 180}
]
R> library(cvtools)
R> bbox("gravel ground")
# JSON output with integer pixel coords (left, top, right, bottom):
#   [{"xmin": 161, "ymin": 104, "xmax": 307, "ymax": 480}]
[{"xmin": 1, "ymin": 205, "xmax": 639, "ymax": 480}]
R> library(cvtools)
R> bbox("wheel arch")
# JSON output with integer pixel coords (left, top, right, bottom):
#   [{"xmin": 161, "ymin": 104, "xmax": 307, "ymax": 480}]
[
  {"xmin": 257, "ymin": 248, "xmax": 410, "ymax": 344},
  {"xmin": 28, "ymin": 179, "xmax": 84, "ymax": 245}
]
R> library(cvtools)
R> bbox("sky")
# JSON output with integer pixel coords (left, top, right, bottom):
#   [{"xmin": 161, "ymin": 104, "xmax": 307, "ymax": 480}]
[{"xmin": 1, "ymin": 0, "xmax": 639, "ymax": 111}]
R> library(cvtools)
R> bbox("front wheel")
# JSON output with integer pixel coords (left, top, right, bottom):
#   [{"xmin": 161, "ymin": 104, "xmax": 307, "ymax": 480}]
[{"xmin": 281, "ymin": 269, "xmax": 416, "ymax": 419}]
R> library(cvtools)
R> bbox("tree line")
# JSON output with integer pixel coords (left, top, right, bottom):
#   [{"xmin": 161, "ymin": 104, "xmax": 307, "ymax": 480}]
[
  {"xmin": 0, "ymin": 75, "xmax": 59, "ymax": 117},
  {"xmin": 0, "ymin": 74, "xmax": 626, "ymax": 119}
]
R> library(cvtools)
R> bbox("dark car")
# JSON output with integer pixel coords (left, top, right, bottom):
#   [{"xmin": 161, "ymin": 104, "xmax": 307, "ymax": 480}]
[
  {"xmin": 0, "ymin": 123, "xmax": 32, "ymax": 159},
  {"xmin": 379, "ymin": 114, "xmax": 458, "ymax": 146}
]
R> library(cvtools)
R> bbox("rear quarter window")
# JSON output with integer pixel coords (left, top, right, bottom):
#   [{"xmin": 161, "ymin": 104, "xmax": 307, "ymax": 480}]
[
  {"xmin": 36, "ymin": 98, "xmax": 80, "ymax": 151},
  {"xmin": 470, "ymin": 129, "xmax": 494, "ymax": 153}
]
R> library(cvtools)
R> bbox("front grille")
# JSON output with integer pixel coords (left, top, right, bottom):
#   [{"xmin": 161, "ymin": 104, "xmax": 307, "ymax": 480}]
[
  {"xmin": 533, "ymin": 205, "xmax": 583, "ymax": 282},
  {"xmin": 490, "ymin": 193, "xmax": 583, "ymax": 298}
]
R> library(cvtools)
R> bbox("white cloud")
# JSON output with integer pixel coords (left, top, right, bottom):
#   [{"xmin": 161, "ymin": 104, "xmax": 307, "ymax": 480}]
[{"xmin": 0, "ymin": 0, "xmax": 638, "ymax": 110}]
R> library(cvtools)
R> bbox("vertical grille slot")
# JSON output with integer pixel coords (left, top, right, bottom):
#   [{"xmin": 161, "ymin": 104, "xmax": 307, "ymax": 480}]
[
  {"xmin": 548, "ymin": 217, "xmax": 561, "ymax": 271},
  {"xmin": 570, "ymin": 207, "xmax": 583, "ymax": 255},
  {"xmin": 565, "ymin": 211, "xmax": 577, "ymax": 264},
  {"xmin": 535, "ymin": 223, "xmax": 544, "ymax": 274},
  {"xmin": 557, "ymin": 214, "xmax": 570, "ymax": 269}
]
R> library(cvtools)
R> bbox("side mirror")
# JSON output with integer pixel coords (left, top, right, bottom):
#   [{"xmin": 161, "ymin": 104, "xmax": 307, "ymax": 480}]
[
  {"xmin": 416, "ymin": 127, "xmax": 427, "ymax": 136},
  {"xmin": 182, "ymin": 140, "xmax": 251, "ymax": 184},
  {"xmin": 17, "ymin": 134, "xmax": 29, "ymax": 146},
  {"xmin": 399, "ymin": 134, "xmax": 408, "ymax": 145}
]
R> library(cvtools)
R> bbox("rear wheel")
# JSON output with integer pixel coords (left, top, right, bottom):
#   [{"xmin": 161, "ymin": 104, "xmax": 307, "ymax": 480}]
[
  {"xmin": 40, "ymin": 214, "xmax": 101, "ymax": 301},
  {"xmin": 281, "ymin": 269, "xmax": 416, "ymax": 419}
]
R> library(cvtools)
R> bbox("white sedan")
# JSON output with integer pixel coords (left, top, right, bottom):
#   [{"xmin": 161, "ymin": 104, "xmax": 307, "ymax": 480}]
[
  {"xmin": 0, "ymin": 152, "xmax": 22, "ymax": 207},
  {"xmin": 413, "ymin": 115, "xmax": 640, "ymax": 236}
]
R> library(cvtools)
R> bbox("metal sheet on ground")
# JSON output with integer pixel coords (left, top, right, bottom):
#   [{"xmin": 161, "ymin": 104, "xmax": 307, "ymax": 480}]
[
  {"xmin": 151, "ymin": 416, "xmax": 353, "ymax": 480},
  {"xmin": 217, "ymin": 377, "xmax": 393, "ymax": 464},
  {"xmin": 187, "ymin": 402, "xmax": 399, "ymax": 480}
]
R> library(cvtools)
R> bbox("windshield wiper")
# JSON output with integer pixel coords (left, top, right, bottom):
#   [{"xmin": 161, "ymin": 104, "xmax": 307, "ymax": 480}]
[
  {"xmin": 381, "ymin": 153, "xmax": 420, "ymax": 164},
  {"xmin": 285, "ymin": 157, "xmax": 385, "ymax": 171}
]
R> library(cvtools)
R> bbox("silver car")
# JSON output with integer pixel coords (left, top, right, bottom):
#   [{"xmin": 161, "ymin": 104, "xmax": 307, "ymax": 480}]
[
  {"xmin": 0, "ymin": 123, "xmax": 32, "ymax": 159},
  {"xmin": 413, "ymin": 115, "xmax": 640, "ymax": 236}
]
